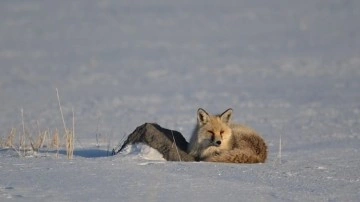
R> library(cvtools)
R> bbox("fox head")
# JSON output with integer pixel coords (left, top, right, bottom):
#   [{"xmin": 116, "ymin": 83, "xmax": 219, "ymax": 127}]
[{"xmin": 196, "ymin": 108, "xmax": 233, "ymax": 149}]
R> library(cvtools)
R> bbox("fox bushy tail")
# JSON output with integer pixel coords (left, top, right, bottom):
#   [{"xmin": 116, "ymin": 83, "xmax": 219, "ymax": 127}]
[{"xmin": 205, "ymin": 131, "xmax": 267, "ymax": 163}]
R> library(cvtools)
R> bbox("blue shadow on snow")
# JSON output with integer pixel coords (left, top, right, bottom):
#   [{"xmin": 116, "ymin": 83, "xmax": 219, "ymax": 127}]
[{"xmin": 56, "ymin": 149, "xmax": 111, "ymax": 158}]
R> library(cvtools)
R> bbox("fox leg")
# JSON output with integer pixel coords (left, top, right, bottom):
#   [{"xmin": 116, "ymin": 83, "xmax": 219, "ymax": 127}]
[{"xmin": 200, "ymin": 146, "xmax": 222, "ymax": 160}]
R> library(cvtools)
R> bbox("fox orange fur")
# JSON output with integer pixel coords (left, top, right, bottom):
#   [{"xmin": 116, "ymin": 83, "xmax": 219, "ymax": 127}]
[{"xmin": 188, "ymin": 108, "xmax": 267, "ymax": 163}]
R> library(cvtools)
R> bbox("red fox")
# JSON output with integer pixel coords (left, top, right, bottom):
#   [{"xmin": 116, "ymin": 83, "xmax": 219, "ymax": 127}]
[{"xmin": 188, "ymin": 108, "xmax": 267, "ymax": 163}]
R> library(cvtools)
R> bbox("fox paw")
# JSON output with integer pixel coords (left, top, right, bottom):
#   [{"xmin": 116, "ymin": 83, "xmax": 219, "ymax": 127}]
[{"xmin": 201, "ymin": 146, "xmax": 221, "ymax": 159}]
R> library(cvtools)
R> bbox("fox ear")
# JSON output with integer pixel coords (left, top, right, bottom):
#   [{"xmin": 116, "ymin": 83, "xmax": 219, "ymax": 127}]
[
  {"xmin": 220, "ymin": 108, "xmax": 233, "ymax": 124},
  {"xmin": 197, "ymin": 108, "xmax": 210, "ymax": 125}
]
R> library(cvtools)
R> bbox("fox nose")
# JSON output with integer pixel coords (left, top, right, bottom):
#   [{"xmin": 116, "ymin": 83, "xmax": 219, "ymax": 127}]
[{"xmin": 215, "ymin": 140, "xmax": 221, "ymax": 146}]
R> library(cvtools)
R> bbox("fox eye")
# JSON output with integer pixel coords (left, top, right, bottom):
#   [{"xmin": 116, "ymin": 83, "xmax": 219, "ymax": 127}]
[
  {"xmin": 220, "ymin": 130, "xmax": 224, "ymax": 138},
  {"xmin": 207, "ymin": 130, "xmax": 215, "ymax": 141}
]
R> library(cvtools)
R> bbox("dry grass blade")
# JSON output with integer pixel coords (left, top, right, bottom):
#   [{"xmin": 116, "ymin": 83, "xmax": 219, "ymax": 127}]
[
  {"xmin": 52, "ymin": 129, "xmax": 60, "ymax": 158},
  {"xmin": 21, "ymin": 108, "xmax": 26, "ymax": 155},
  {"xmin": 56, "ymin": 88, "xmax": 67, "ymax": 133},
  {"xmin": 56, "ymin": 88, "xmax": 74, "ymax": 159},
  {"xmin": 170, "ymin": 130, "xmax": 182, "ymax": 162}
]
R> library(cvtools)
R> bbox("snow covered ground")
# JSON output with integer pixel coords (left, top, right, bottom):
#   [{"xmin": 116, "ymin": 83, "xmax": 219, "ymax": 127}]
[{"xmin": 1, "ymin": 0, "xmax": 359, "ymax": 201}]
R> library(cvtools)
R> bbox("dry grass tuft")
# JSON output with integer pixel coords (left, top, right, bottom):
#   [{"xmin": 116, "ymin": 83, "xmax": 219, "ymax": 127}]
[
  {"xmin": 65, "ymin": 130, "xmax": 74, "ymax": 159},
  {"xmin": 52, "ymin": 129, "xmax": 60, "ymax": 148},
  {"xmin": 0, "ymin": 88, "xmax": 76, "ymax": 159},
  {"xmin": 30, "ymin": 130, "xmax": 47, "ymax": 152},
  {"xmin": 5, "ymin": 128, "xmax": 16, "ymax": 148}
]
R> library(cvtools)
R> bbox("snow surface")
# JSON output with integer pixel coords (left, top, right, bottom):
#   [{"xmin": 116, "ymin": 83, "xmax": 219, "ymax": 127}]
[{"xmin": 1, "ymin": 0, "xmax": 360, "ymax": 201}]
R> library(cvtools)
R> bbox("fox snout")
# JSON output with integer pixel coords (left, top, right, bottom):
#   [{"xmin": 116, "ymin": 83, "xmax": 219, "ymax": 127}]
[{"xmin": 210, "ymin": 134, "xmax": 222, "ymax": 146}]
